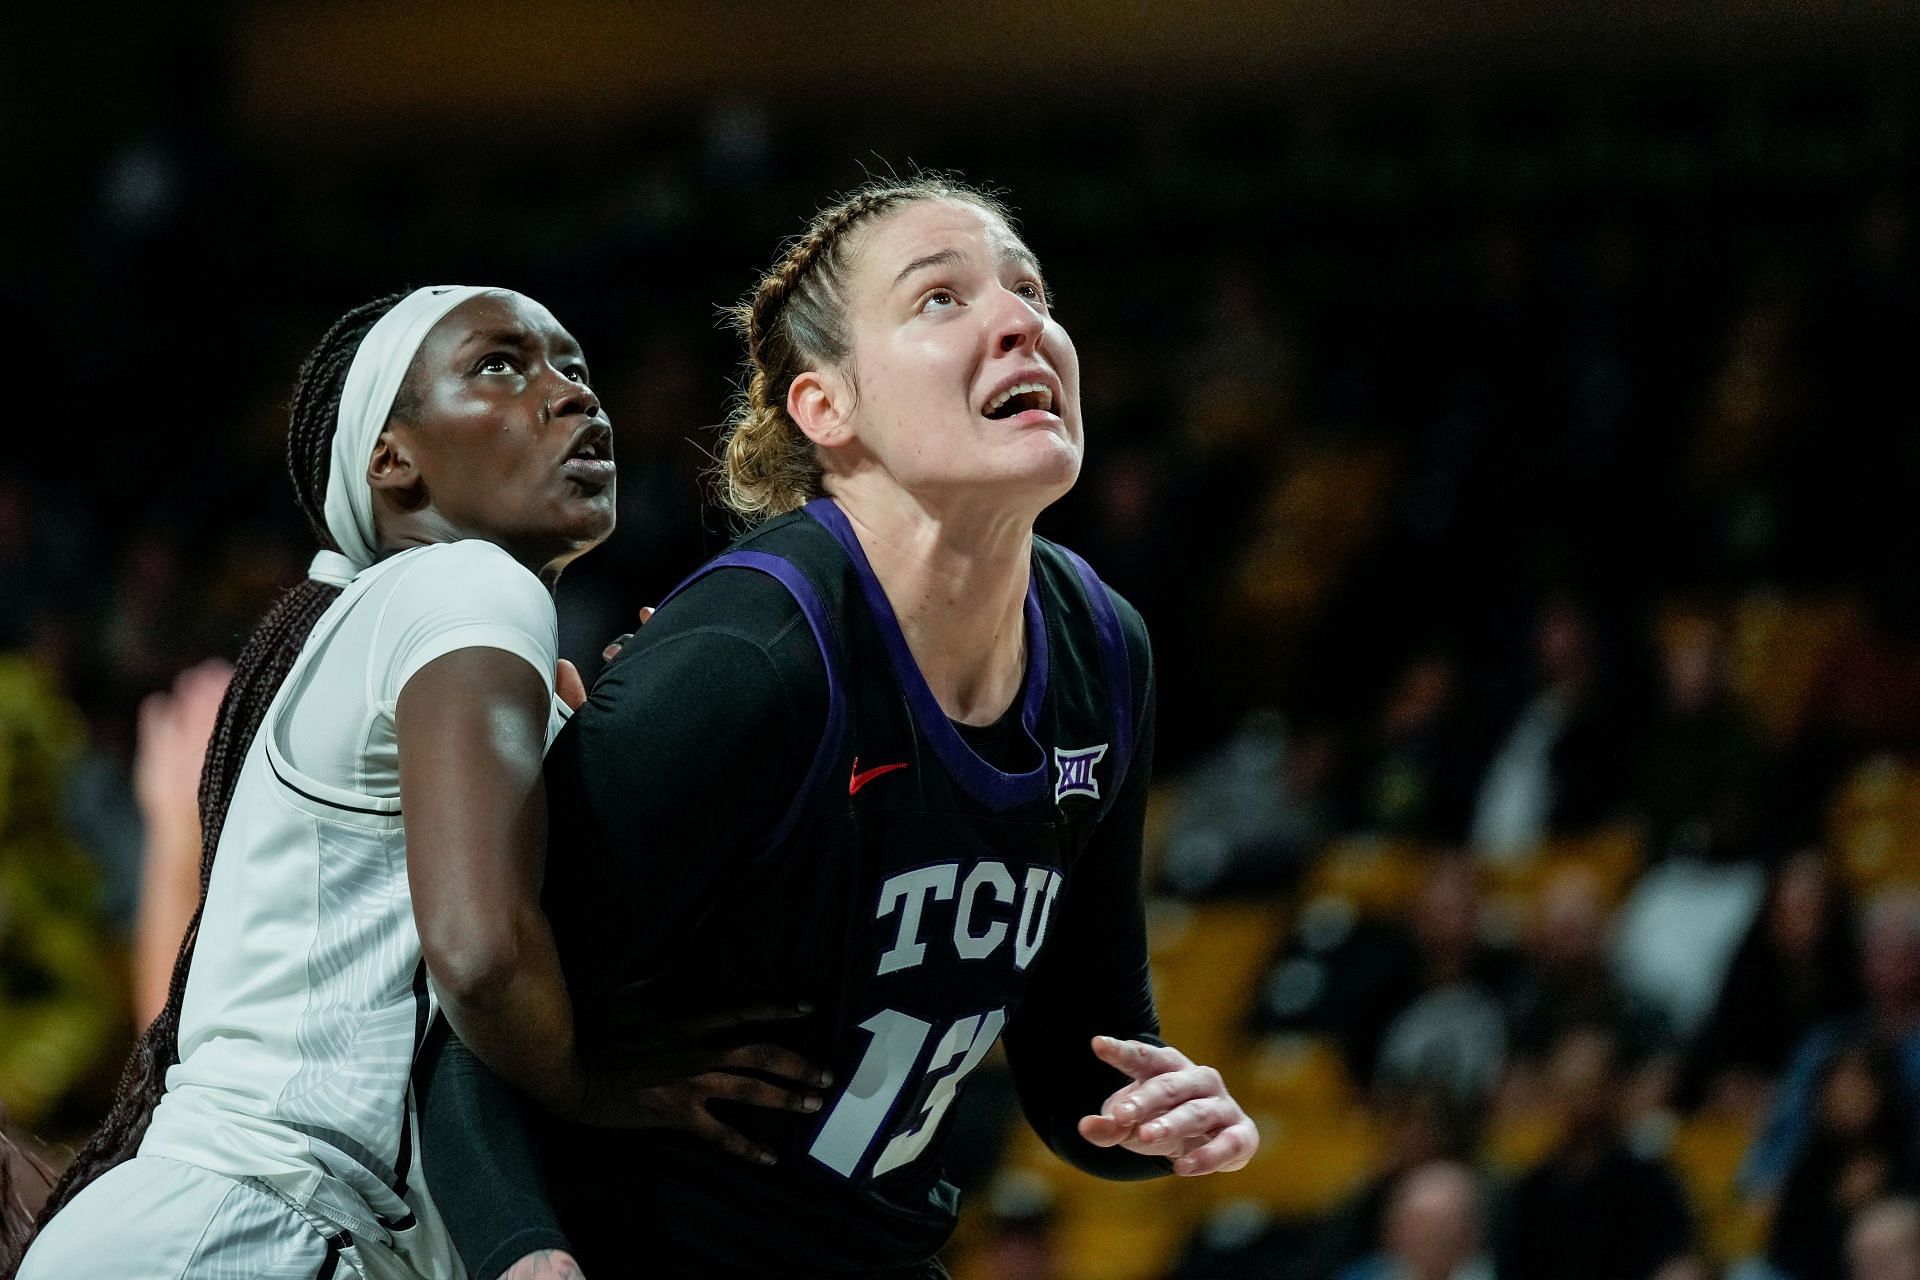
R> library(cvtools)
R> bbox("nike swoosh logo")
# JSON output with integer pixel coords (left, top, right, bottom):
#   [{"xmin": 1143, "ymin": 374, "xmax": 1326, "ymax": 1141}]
[{"xmin": 849, "ymin": 758, "xmax": 910, "ymax": 796}]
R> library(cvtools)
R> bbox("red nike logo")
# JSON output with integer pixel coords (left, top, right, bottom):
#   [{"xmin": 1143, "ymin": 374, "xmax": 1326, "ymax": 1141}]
[{"xmin": 849, "ymin": 758, "xmax": 910, "ymax": 796}]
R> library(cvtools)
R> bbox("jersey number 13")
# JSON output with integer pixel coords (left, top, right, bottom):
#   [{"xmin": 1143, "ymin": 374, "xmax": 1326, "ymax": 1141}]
[{"xmin": 808, "ymin": 1007, "xmax": 1007, "ymax": 1180}]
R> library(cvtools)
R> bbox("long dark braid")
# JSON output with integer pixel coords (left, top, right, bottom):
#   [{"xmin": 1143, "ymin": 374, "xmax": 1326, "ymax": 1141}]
[{"xmin": 4, "ymin": 292, "xmax": 409, "ymax": 1270}]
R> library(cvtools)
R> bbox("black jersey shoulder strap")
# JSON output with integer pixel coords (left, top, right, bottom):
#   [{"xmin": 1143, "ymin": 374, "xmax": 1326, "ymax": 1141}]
[
  {"xmin": 655, "ymin": 548, "xmax": 850, "ymax": 860},
  {"xmin": 1039, "ymin": 540, "xmax": 1139, "ymax": 823}
]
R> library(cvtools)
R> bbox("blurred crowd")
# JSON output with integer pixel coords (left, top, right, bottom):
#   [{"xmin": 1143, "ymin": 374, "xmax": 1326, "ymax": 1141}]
[{"xmin": 2, "ymin": 42, "xmax": 1918, "ymax": 1280}]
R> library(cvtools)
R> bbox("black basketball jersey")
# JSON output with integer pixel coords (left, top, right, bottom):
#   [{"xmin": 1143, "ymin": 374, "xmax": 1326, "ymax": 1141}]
[{"xmin": 537, "ymin": 499, "xmax": 1151, "ymax": 1276}]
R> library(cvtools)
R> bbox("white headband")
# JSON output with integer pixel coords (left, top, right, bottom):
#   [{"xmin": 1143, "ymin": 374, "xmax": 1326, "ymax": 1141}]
[{"xmin": 307, "ymin": 284, "xmax": 499, "ymax": 587}]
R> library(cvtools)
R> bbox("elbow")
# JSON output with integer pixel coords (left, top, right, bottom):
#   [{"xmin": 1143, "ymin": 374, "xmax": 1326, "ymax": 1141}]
[{"xmin": 420, "ymin": 914, "xmax": 528, "ymax": 1008}]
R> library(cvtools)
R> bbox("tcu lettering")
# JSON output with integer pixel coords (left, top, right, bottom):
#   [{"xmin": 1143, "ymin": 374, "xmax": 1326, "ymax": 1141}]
[
  {"xmin": 804, "ymin": 861, "xmax": 1066, "ymax": 1182},
  {"xmin": 873, "ymin": 861, "xmax": 1063, "ymax": 976}
]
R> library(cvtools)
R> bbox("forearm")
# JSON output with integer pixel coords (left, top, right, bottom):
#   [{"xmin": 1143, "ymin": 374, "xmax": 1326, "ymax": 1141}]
[
  {"xmin": 1015, "ymin": 607, "xmax": 1174, "ymax": 1180},
  {"xmin": 132, "ymin": 815, "xmax": 200, "ymax": 1028},
  {"xmin": 1007, "ymin": 659, "xmax": 1166, "ymax": 1180},
  {"xmin": 427, "ymin": 909, "xmax": 584, "ymax": 1119},
  {"xmin": 415, "ymin": 1019, "xmax": 572, "ymax": 1280},
  {"xmin": 1010, "ymin": 1021, "xmax": 1170, "ymax": 1180}
]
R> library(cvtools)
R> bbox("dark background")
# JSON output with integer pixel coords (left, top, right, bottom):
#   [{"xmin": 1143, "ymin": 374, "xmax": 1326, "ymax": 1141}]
[{"xmin": 3, "ymin": 4, "xmax": 1919, "ymax": 1277}]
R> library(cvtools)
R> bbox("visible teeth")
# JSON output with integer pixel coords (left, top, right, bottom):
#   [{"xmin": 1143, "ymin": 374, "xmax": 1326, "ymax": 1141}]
[{"xmin": 985, "ymin": 382, "xmax": 1054, "ymax": 415}]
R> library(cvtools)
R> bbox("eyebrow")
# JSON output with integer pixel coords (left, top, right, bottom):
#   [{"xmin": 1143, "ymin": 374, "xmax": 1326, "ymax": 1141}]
[
  {"xmin": 464, "ymin": 327, "xmax": 535, "ymax": 348},
  {"xmin": 893, "ymin": 248, "xmax": 966, "ymax": 287},
  {"xmin": 892, "ymin": 244, "xmax": 1046, "ymax": 287},
  {"xmin": 463, "ymin": 327, "xmax": 587, "ymax": 362}
]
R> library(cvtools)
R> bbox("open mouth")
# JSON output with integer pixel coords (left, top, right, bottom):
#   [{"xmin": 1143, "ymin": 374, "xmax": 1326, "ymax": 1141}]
[
  {"xmin": 567, "ymin": 423, "xmax": 613, "ymax": 464},
  {"xmin": 982, "ymin": 382, "xmax": 1055, "ymax": 421}
]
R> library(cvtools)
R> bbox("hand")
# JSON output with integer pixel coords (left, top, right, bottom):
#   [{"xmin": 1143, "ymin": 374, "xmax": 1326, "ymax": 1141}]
[
  {"xmin": 574, "ymin": 1002, "xmax": 832, "ymax": 1166},
  {"xmin": 600, "ymin": 606, "xmax": 656, "ymax": 662},
  {"xmin": 1077, "ymin": 1036, "xmax": 1259, "ymax": 1176},
  {"xmin": 133, "ymin": 660, "xmax": 232, "ymax": 836},
  {"xmin": 556, "ymin": 659, "xmax": 587, "ymax": 712},
  {"xmin": 132, "ymin": 660, "xmax": 232, "ymax": 1026},
  {"xmin": 499, "ymin": 1249, "xmax": 584, "ymax": 1280}
]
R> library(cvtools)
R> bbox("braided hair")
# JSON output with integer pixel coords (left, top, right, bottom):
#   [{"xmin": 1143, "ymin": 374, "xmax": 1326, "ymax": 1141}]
[
  {"xmin": 718, "ymin": 176, "xmax": 1011, "ymax": 522},
  {"xmin": 5, "ymin": 293, "xmax": 410, "ymax": 1268}
]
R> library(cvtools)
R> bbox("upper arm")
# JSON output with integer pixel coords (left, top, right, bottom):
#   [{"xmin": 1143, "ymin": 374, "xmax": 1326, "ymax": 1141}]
[
  {"xmin": 539, "ymin": 569, "xmax": 829, "ymax": 990},
  {"xmin": 1015, "ymin": 588, "xmax": 1158, "ymax": 1026},
  {"xmin": 381, "ymin": 545, "xmax": 562, "ymax": 981},
  {"xmin": 399, "ymin": 647, "xmax": 553, "ymax": 986}
]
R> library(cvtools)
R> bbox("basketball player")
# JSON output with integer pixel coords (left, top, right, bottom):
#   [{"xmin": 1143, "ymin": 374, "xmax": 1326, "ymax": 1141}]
[
  {"xmin": 12, "ymin": 287, "xmax": 820, "ymax": 1279},
  {"xmin": 420, "ymin": 179, "xmax": 1259, "ymax": 1279}
]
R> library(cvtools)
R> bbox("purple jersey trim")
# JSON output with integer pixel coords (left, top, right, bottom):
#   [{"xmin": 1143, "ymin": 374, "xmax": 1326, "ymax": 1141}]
[
  {"xmin": 1055, "ymin": 543, "xmax": 1137, "ymax": 819},
  {"xmin": 657, "ymin": 550, "xmax": 849, "ymax": 857},
  {"xmin": 804, "ymin": 497, "xmax": 1051, "ymax": 813}
]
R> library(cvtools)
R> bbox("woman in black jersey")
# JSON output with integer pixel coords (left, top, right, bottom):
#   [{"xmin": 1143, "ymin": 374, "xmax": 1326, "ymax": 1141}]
[{"xmin": 420, "ymin": 178, "xmax": 1258, "ymax": 1280}]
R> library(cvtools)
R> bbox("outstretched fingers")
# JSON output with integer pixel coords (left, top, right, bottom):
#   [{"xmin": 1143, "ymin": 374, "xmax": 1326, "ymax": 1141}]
[
  {"xmin": 713, "ymin": 1041, "xmax": 834, "ymax": 1088},
  {"xmin": 1169, "ymin": 1115, "xmax": 1260, "ymax": 1176},
  {"xmin": 695, "ymin": 1069, "xmax": 825, "ymax": 1116},
  {"xmin": 1090, "ymin": 1035, "xmax": 1190, "ymax": 1083},
  {"xmin": 1079, "ymin": 1035, "xmax": 1260, "ymax": 1176},
  {"xmin": 1128, "ymin": 1095, "xmax": 1239, "ymax": 1155},
  {"xmin": 1104, "ymin": 1063, "xmax": 1224, "ymax": 1129},
  {"xmin": 677, "ymin": 1102, "xmax": 780, "ymax": 1167}
]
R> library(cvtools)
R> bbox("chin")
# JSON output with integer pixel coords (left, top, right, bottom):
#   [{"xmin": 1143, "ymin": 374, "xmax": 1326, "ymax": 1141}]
[
  {"xmin": 542, "ymin": 499, "xmax": 617, "ymax": 560},
  {"xmin": 1017, "ymin": 435, "xmax": 1082, "ymax": 496}
]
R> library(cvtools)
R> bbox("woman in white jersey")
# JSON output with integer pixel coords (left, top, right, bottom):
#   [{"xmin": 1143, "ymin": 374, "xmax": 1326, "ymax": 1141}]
[{"xmin": 11, "ymin": 287, "xmax": 823, "ymax": 1279}]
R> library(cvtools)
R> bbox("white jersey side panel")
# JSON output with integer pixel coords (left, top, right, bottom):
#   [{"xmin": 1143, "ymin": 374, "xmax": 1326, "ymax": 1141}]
[{"xmin": 141, "ymin": 540, "xmax": 565, "ymax": 1268}]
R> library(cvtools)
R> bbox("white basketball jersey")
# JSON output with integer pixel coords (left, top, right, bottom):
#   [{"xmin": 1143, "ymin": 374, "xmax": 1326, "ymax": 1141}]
[{"xmin": 140, "ymin": 540, "xmax": 566, "ymax": 1271}]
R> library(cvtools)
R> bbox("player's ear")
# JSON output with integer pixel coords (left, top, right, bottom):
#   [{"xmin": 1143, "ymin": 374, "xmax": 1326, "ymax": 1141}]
[
  {"xmin": 788, "ymin": 368, "xmax": 855, "ymax": 449},
  {"xmin": 366, "ymin": 428, "xmax": 422, "ymax": 495}
]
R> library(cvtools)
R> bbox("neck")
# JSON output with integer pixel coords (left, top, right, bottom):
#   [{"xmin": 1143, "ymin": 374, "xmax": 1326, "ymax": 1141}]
[
  {"xmin": 374, "ymin": 508, "xmax": 567, "ymax": 588},
  {"xmin": 827, "ymin": 483, "xmax": 1036, "ymax": 726}
]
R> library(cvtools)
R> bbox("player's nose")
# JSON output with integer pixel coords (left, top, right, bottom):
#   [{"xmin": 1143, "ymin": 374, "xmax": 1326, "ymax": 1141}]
[
  {"xmin": 987, "ymin": 286, "xmax": 1045, "ymax": 356},
  {"xmin": 544, "ymin": 368, "xmax": 602, "ymax": 422}
]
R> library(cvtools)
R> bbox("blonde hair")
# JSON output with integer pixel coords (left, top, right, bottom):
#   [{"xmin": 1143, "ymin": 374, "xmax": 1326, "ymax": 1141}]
[{"xmin": 718, "ymin": 175, "xmax": 1012, "ymax": 522}]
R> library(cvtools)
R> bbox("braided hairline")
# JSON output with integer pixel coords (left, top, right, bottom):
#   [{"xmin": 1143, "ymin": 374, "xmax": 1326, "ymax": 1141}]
[{"xmin": 744, "ymin": 186, "xmax": 911, "ymax": 361}]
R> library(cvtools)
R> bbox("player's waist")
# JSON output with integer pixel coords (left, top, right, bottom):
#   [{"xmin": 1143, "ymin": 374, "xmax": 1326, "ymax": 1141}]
[
  {"xmin": 544, "ymin": 1128, "xmax": 958, "ymax": 1273},
  {"xmin": 143, "ymin": 1080, "xmax": 422, "ymax": 1233}
]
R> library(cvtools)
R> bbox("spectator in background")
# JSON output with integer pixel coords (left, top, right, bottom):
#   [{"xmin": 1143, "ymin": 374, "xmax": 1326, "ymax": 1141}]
[
  {"xmin": 1849, "ymin": 1199, "xmax": 1920, "ymax": 1280},
  {"xmin": 1469, "ymin": 595, "xmax": 1637, "ymax": 865},
  {"xmin": 1766, "ymin": 1041, "xmax": 1919, "ymax": 1280},
  {"xmin": 1257, "ymin": 858, "xmax": 1522, "ymax": 1095},
  {"xmin": 1637, "ymin": 611, "xmax": 1767, "ymax": 864},
  {"xmin": 1338, "ymin": 1160, "xmax": 1494, "ymax": 1280},
  {"xmin": 1500, "ymin": 1023, "xmax": 1699, "ymax": 1280},
  {"xmin": 94, "ymin": 529, "xmax": 191, "ymax": 701},
  {"xmin": 1160, "ymin": 708, "xmax": 1332, "ymax": 897},
  {"xmin": 1341, "ymin": 650, "xmax": 1477, "ymax": 843},
  {"xmin": 1745, "ymin": 892, "xmax": 1920, "ymax": 1202},
  {"xmin": 1373, "ymin": 860, "xmax": 1520, "ymax": 1103},
  {"xmin": 1782, "ymin": 591, "xmax": 1920, "ymax": 845},
  {"xmin": 1505, "ymin": 866, "xmax": 1670, "ymax": 1095},
  {"xmin": 1679, "ymin": 851, "xmax": 1861, "ymax": 1114},
  {"xmin": 1306, "ymin": 1082, "xmax": 1483, "ymax": 1280}
]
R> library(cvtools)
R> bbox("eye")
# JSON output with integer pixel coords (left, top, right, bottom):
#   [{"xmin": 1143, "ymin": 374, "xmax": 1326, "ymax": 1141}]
[
  {"xmin": 919, "ymin": 289, "xmax": 960, "ymax": 314},
  {"xmin": 476, "ymin": 353, "xmax": 522, "ymax": 375},
  {"xmin": 1015, "ymin": 280, "xmax": 1050, "ymax": 306},
  {"xmin": 563, "ymin": 364, "xmax": 591, "ymax": 385}
]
